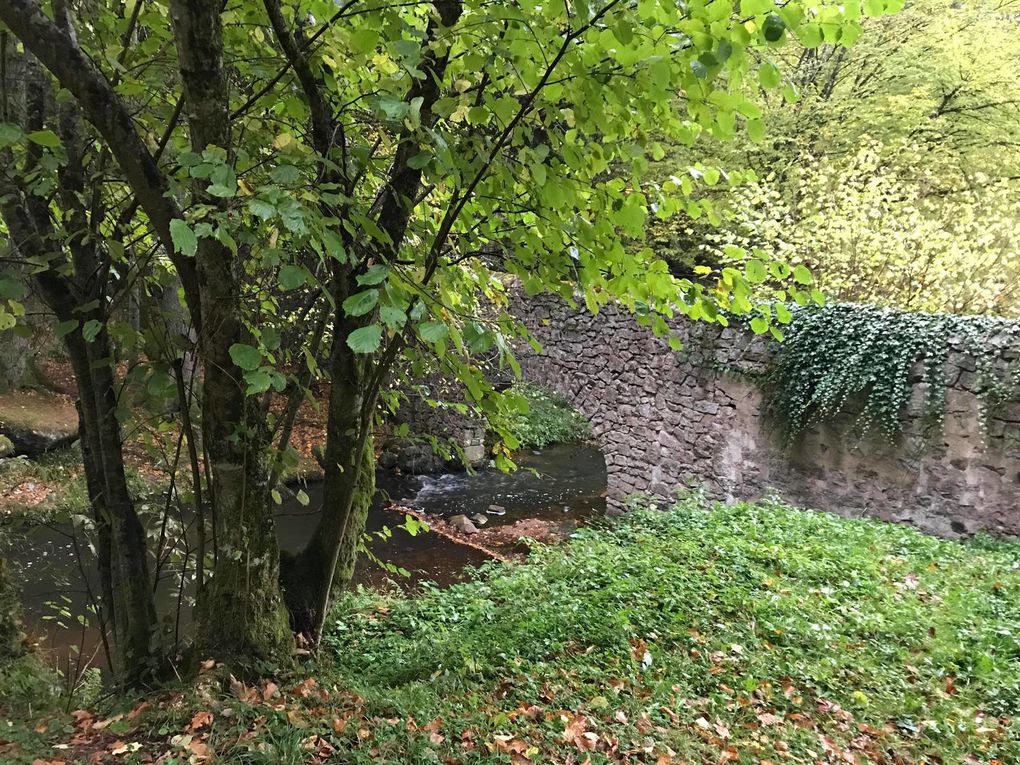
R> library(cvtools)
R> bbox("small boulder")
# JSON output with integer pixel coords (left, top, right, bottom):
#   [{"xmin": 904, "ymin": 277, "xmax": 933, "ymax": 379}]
[
  {"xmin": 470, "ymin": 513, "xmax": 489, "ymax": 526},
  {"xmin": 487, "ymin": 504, "xmax": 506, "ymax": 516},
  {"xmin": 447, "ymin": 514, "xmax": 479, "ymax": 534},
  {"xmin": 0, "ymin": 435, "xmax": 13, "ymax": 459},
  {"xmin": 0, "ymin": 391, "xmax": 78, "ymax": 456}
]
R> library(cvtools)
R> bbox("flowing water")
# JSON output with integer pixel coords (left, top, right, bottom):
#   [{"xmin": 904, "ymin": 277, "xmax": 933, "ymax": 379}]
[{"xmin": 8, "ymin": 444, "xmax": 607, "ymax": 671}]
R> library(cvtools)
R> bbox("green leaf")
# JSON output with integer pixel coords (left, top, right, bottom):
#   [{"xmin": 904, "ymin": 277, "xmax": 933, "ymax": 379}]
[
  {"xmin": 169, "ymin": 219, "xmax": 198, "ymax": 257},
  {"xmin": 380, "ymin": 305, "xmax": 407, "ymax": 329},
  {"xmin": 763, "ymin": 14, "xmax": 786, "ymax": 42},
  {"xmin": 342, "ymin": 289, "xmax": 379, "ymax": 317},
  {"xmin": 750, "ymin": 316, "xmax": 769, "ymax": 334},
  {"xmin": 357, "ymin": 264, "xmax": 389, "ymax": 286},
  {"xmin": 798, "ymin": 22, "xmax": 822, "ymax": 47},
  {"xmin": 207, "ymin": 182, "xmax": 237, "ymax": 198},
  {"xmin": 419, "ymin": 320, "xmax": 448, "ymax": 343},
  {"xmin": 229, "ymin": 343, "xmax": 262, "ymax": 371},
  {"xmin": 55, "ymin": 319, "xmax": 79, "ymax": 338},
  {"xmin": 26, "ymin": 130, "xmax": 61, "ymax": 148},
  {"xmin": 378, "ymin": 96, "xmax": 409, "ymax": 120},
  {"xmin": 248, "ymin": 199, "xmax": 276, "ymax": 220},
  {"xmin": 745, "ymin": 259, "xmax": 767, "ymax": 284},
  {"xmin": 793, "ymin": 264, "xmax": 813, "ymax": 285},
  {"xmin": 0, "ymin": 123, "xmax": 22, "ymax": 148},
  {"xmin": 407, "ymin": 152, "xmax": 432, "ymax": 169},
  {"xmin": 758, "ymin": 62, "xmax": 780, "ymax": 89},
  {"xmin": 270, "ymin": 164, "xmax": 300, "ymax": 184},
  {"xmin": 82, "ymin": 319, "xmax": 103, "ymax": 342},
  {"xmin": 244, "ymin": 368, "xmax": 273, "ymax": 394},
  {"xmin": 321, "ymin": 230, "xmax": 347, "ymax": 263},
  {"xmin": 350, "ymin": 28, "xmax": 379, "ymax": 54},
  {"xmin": 278, "ymin": 264, "xmax": 309, "ymax": 290},
  {"xmin": 347, "ymin": 324, "xmax": 382, "ymax": 353}
]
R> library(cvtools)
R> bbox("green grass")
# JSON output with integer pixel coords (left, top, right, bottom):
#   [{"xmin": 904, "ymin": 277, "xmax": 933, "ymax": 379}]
[
  {"xmin": 320, "ymin": 500, "xmax": 1020, "ymax": 763},
  {"xmin": 503, "ymin": 383, "xmax": 591, "ymax": 448},
  {"xmin": 3, "ymin": 499, "xmax": 1019, "ymax": 763}
]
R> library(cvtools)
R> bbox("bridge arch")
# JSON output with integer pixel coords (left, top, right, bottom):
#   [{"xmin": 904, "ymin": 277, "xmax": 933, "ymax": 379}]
[{"xmin": 517, "ymin": 294, "xmax": 1020, "ymax": 539}]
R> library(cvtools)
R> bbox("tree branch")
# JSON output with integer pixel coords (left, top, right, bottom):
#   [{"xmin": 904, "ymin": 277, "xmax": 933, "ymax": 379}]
[{"xmin": 0, "ymin": 0, "xmax": 201, "ymax": 325}]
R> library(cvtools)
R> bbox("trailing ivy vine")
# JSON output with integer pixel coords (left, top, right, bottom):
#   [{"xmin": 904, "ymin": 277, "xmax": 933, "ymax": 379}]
[{"xmin": 765, "ymin": 303, "xmax": 1020, "ymax": 446}]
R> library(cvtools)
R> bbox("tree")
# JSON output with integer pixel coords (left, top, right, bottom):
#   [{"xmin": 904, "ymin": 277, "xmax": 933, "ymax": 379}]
[
  {"xmin": 0, "ymin": 0, "xmax": 872, "ymax": 679},
  {"xmin": 662, "ymin": 0, "xmax": 1020, "ymax": 314}
]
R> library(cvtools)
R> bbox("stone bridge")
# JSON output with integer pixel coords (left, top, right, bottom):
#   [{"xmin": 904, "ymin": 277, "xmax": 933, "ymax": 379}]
[{"xmin": 517, "ymin": 295, "xmax": 1020, "ymax": 538}]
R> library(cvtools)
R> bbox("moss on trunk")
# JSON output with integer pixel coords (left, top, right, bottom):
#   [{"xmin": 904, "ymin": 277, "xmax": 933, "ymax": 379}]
[
  {"xmin": 280, "ymin": 435, "xmax": 375, "ymax": 636},
  {"xmin": 0, "ymin": 557, "xmax": 24, "ymax": 665}
]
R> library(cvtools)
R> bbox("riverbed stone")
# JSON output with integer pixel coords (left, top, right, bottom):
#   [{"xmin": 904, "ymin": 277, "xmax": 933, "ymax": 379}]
[
  {"xmin": 470, "ymin": 513, "xmax": 489, "ymax": 526},
  {"xmin": 448, "ymin": 514, "xmax": 479, "ymax": 534}
]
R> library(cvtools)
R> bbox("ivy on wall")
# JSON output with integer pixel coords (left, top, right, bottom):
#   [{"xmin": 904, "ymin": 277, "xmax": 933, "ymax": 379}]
[{"xmin": 764, "ymin": 303, "xmax": 1020, "ymax": 446}]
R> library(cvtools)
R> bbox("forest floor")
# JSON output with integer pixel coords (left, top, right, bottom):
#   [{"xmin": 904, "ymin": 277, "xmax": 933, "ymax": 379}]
[{"xmin": 3, "ymin": 499, "xmax": 1019, "ymax": 764}]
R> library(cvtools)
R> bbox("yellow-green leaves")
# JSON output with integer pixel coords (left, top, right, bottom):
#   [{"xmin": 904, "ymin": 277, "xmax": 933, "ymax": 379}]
[{"xmin": 346, "ymin": 325, "xmax": 382, "ymax": 354}]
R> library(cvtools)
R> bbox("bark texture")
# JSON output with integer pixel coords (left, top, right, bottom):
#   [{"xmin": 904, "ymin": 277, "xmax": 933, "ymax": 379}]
[
  {"xmin": 0, "ymin": 43, "xmax": 158, "ymax": 683},
  {"xmin": 168, "ymin": 0, "xmax": 291, "ymax": 665}
]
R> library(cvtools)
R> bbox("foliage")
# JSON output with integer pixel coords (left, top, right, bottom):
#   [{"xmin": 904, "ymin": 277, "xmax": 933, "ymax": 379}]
[
  {"xmin": 764, "ymin": 303, "xmax": 1020, "ymax": 445},
  {"xmin": 0, "ymin": 0, "xmax": 874, "ymax": 666},
  {"xmin": 6, "ymin": 499, "xmax": 1019, "ymax": 762},
  {"xmin": 0, "ymin": 653, "xmax": 60, "ymax": 719},
  {"xmin": 0, "ymin": 551, "xmax": 59, "ymax": 719},
  {"xmin": 323, "ymin": 500, "xmax": 1020, "ymax": 764},
  {"xmin": 0, "ymin": 449, "xmax": 162, "ymax": 520},
  {"xmin": 661, "ymin": 0, "xmax": 1020, "ymax": 315},
  {"xmin": 701, "ymin": 139, "xmax": 1020, "ymax": 316},
  {"xmin": 501, "ymin": 383, "xmax": 591, "ymax": 449}
]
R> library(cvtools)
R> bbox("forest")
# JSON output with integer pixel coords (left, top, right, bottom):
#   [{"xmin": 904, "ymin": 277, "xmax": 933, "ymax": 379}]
[{"xmin": 0, "ymin": 0, "xmax": 1018, "ymax": 762}]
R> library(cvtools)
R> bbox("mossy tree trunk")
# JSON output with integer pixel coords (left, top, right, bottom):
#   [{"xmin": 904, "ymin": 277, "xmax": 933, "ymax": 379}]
[
  {"xmin": 0, "ymin": 42, "xmax": 159, "ymax": 684},
  {"xmin": 281, "ymin": 304, "xmax": 377, "ymax": 637},
  {"xmin": 168, "ymin": 0, "xmax": 292, "ymax": 666}
]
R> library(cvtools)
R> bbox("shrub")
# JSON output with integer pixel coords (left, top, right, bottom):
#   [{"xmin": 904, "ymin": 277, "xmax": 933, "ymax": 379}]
[{"xmin": 501, "ymin": 383, "xmax": 590, "ymax": 448}]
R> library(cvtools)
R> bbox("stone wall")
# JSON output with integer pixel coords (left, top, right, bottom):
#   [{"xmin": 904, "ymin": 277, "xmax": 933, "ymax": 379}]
[{"xmin": 517, "ymin": 295, "xmax": 1020, "ymax": 538}]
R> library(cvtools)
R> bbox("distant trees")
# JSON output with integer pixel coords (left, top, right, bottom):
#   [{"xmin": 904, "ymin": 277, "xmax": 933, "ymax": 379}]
[{"xmin": 667, "ymin": 0, "xmax": 1020, "ymax": 315}]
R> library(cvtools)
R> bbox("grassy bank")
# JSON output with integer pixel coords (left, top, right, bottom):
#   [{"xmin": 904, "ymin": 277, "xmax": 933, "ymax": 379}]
[{"xmin": 3, "ymin": 500, "xmax": 1019, "ymax": 763}]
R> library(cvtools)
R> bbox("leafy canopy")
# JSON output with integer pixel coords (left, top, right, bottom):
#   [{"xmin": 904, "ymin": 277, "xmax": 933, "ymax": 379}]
[{"xmin": 0, "ymin": 0, "xmax": 889, "ymax": 422}]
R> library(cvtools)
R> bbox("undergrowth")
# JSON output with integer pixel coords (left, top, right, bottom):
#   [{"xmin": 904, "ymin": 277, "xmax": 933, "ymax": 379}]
[
  {"xmin": 502, "ymin": 382, "xmax": 590, "ymax": 449},
  {"xmin": 3, "ymin": 500, "xmax": 1018, "ymax": 764}
]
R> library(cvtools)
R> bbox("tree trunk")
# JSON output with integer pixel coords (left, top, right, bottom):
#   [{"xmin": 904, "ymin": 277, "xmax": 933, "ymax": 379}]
[
  {"xmin": 0, "ymin": 38, "xmax": 160, "ymax": 683},
  {"xmin": 57, "ymin": 311, "xmax": 159, "ymax": 684},
  {"xmin": 168, "ymin": 0, "xmax": 291, "ymax": 666},
  {"xmin": 280, "ymin": 432, "xmax": 374, "ymax": 636},
  {"xmin": 281, "ymin": 301, "xmax": 378, "ymax": 636}
]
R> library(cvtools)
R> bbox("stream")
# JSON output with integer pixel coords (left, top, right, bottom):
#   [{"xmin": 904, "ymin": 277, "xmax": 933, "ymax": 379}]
[{"xmin": 9, "ymin": 443, "xmax": 607, "ymax": 672}]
